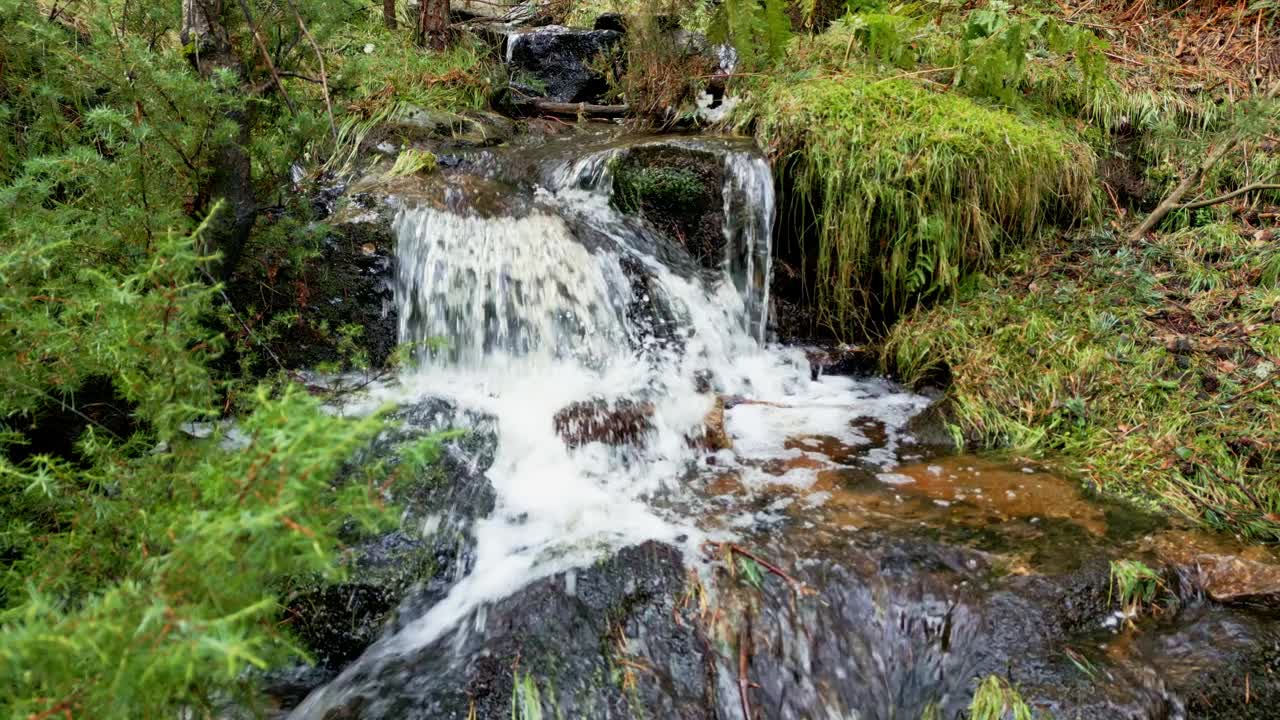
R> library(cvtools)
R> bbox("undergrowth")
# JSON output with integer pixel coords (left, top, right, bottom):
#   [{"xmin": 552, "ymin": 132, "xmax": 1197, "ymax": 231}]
[{"xmin": 885, "ymin": 223, "xmax": 1280, "ymax": 540}]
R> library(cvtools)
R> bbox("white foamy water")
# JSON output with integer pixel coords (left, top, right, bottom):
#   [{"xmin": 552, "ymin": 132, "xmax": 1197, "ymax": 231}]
[{"xmin": 290, "ymin": 138, "xmax": 930, "ymax": 718}]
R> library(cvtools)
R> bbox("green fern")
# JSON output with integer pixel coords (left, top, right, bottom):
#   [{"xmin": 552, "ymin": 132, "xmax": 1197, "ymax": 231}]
[{"xmin": 709, "ymin": 0, "xmax": 793, "ymax": 69}]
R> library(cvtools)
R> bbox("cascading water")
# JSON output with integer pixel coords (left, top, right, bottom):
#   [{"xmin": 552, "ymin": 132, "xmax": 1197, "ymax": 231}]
[{"xmin": 288, "ymin": 136, "xmax": 932, "ymax": 719}]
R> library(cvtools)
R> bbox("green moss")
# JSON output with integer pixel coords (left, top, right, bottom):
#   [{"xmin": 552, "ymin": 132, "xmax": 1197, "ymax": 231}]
[
  {"xmin": 613, "ymin": 165, "xmax": 707, "ymax": 214},
  {"xmin": 742, "ymin": 73, "xmax": 1095, "ymax": 333},
  {"xmin": 884, "ymin": 224, "xmax": 1280, "ymax": 541}
]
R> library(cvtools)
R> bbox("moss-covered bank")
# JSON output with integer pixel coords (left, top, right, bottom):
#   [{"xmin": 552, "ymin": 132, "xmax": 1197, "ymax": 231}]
[{"xmin": 740, "ymin": 73, "xmax": 1095, "ymax": 334}]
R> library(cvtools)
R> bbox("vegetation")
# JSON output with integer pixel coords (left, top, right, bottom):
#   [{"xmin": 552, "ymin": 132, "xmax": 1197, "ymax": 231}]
[
  {"xmin": 1109, "ymin": 559, "xmax": 1166, "ymax": 616},
  {"xmin": 742, "ymin": 73, "xmax": 1094, "ymax": 330},
  {"xmin": 2, "ymin": 0, "xmax": 1278, "ymax": 714},
  {"xmin": 885, "ymin": 225, "xmax": 1280, "ymax": 540},
  {"xmin": 613, "ymin": 165, "xmax": 707, "ymax": 214},
  {"xmin": 968, "ymin": 675, "xmax": 1035, "ymax": 720},
  {"xmin": 0, "ymin": 0, "xmax": 482, "ymax": 715}
]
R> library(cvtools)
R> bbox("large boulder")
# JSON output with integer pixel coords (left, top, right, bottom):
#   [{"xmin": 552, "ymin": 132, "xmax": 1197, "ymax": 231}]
[
  {"xmin": 506, "ymin": 25, "xmax": 622, "ymax": 104},
  {"xmin": 287, "ymin": 542, "xmax": 710, "ymax": 720},
  {"xmin": 267, "ymin": 396, "xmax": 499, "ymax": 703}
]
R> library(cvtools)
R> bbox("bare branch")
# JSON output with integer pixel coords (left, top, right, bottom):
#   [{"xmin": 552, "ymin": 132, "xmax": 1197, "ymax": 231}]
[
  {"xmin": 1178, "ymin": 182, "xmax": 1280, "ymax": 210},
  {"xmin": 1130, "ymin": 80, "xmax": 1280, "ymax": 240}
]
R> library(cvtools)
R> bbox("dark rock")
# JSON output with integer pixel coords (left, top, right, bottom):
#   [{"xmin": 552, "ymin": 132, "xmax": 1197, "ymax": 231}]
[
  {"xmin": 611, "ymin": 143, "xmax": 725, "ymax": 272},
  {"xmin": 805, "ymin": 343, "xmax": 876, "ymax": 380},
  {"xmin": 618, "ymin": 253, "xmax": 683, "ymax": 353},
  {"xmin": 295, "ymin": 542, "xmax": 711, "ymax": 720},
  {"xmin": 224, "ymin": 192, "xmax": 397, "ymax": 371},
  {"xmin": 380, "ymin": 106, "xmax": 517, "ymax": 151},
  {"xmin": 506, "ymin": 26, "xmax": 622, "ymax": 104},
  {"xmin": 270, "ymin": 396, "xmax": 499, "ymax": 703},
  {"xmin": 593, "ymin": 12, "xmax": 626, "ymax": 33}
]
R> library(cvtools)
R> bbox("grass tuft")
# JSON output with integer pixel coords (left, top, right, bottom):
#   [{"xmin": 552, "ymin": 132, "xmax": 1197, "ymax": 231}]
[
  {"xmin": 969, "ymin": 675, "xmax": 1035, "ymax": 720},
  {"xmin": 1109, "ymin": 559, "xmax": 1164, "ymax": 616}
]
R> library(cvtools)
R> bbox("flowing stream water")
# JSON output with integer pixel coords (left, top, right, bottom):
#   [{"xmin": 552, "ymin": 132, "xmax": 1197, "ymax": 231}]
[{"xmin": 286, "ymin": 130, "xmax": 1280, "ymax": 720}]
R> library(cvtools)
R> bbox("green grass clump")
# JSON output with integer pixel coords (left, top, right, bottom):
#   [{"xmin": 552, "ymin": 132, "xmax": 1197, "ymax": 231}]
[
  {"xmin": 743, "ymin": 74, "xmax": 1094, "ymax": 333},
  {"xmin": 884, "ymin": 224, "xmax": 1280, "ymax": 540},
  {"xmin": 1109, "ymin": 559, "xmax": 1165, "ymax": 615},
  {"xmin": 387, "ymin": 148, "xmax": 439, "ymax": 177},
  {"xmin": 969, "ymin": 675, "xmax": 1036, "ymax": 720}
]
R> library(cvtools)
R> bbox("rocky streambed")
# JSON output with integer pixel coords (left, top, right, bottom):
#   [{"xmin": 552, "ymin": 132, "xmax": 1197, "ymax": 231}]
[{"xmin": 250, "ymin": 95, "xmax": 1280, "ymax": 719}]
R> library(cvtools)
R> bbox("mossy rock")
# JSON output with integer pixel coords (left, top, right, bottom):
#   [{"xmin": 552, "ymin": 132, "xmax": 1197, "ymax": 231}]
[{"xmin": 610, "ymin": 143, "xmax": 725, "ymax": 270}]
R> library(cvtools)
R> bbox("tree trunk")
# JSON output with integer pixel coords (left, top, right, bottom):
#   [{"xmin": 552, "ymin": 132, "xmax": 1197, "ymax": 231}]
[
  {"xmin": 181, "ymin": 0, "xmax": 257, "ymax": 279},
  {"xmin": 383, "ymin": 0, "xmax": 397, "ymax": 28},
  {"xmin": 417, "ymin": 0, "xmax": 449, "ymax": 50}
]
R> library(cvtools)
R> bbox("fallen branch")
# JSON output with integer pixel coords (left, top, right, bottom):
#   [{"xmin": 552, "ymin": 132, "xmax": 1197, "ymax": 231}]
[
  {"xmin": 517, "ymin": 98, "xmax": 630, "ymax": 119},
  {"xmin": 1130, "ymin": 80, "xmax": 1280, "ymax": 240},
  {"xmin": 1178, "ymin": 181, "xmax": 1280, "ymax": 210},
  {"xmin": 737, "ymin": 620, "xmax": 753, "ymax": 720}
]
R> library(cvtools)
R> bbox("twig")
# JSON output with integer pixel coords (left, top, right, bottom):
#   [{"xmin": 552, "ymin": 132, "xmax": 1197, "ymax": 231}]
[
  {"xmin": 1102, "ymin": 180, "xmax": 1123, "ymax": 217},
  {"xmin": 703, "ymin": 541, "xmax": 808, "ymax": 595},
  {"xmin": 1206, "ymin": 464, "xmax": 1269, "ymax": 515},
  {"xmin": 872, "ymin": 66, "xmax": 958, "ymax": 85},
  {"xmin": 737, "ymin": 619, "xmax": 753, "ymax": 720},
  {"xmin": 1222, "ymin": 372, "xmax": 1277, "ymax": 406},
  {"xmin": 1130, "ymin": 79, "xmax": 1280, "ymax": 240},
  {"xmin": 1177, "ymin": 181, "xmax": 1280, "ymax": 210},
  {"xmin": 1104, "ymin": 50, "xmax": 1146, "ymax": 65},
  {"xmin": 287, "ymin": 0, "xmax": 339, "ymax": 142}
]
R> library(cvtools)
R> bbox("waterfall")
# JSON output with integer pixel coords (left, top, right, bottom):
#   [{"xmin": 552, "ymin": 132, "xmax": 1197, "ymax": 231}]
[{"xmin": 289, "ymin": 137, "xmax": 930, "ymax": 719}]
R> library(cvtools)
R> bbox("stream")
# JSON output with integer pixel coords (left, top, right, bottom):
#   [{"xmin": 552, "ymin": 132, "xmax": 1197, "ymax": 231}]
[{"xmin": 280, "ymin": 127, "xmax": 1280, "ymax": 720}]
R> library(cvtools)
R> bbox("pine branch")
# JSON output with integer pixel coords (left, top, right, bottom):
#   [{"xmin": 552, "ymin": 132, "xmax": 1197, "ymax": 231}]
[{"xmin": 237, "ymin": 0, "xmax": 297, "ymax": 115}]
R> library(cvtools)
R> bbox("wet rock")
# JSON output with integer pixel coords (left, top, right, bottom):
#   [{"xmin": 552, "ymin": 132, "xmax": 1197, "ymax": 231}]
[
  {"xmin": 378, "ymin": 106, "xmax": 517, "ymax": 151},
  {"xmin": 611, "ymin": 143, "xmax": 725, "ymax": 271},
  {"xmin": 693, "ymin": 397, "xmax": 732, "ymax": 452},
  {"xmin": 506, "ymin": 26, "xmax": 622, "ymax": 104},
  {"xmin": 805, "ymin": 343, "xmax": 876, "ymax": 380},
  {"xmin": 225, "ymin": 191, "xmax": 398, "ymax": 370},
  {"xmin": 271, "ymin": 397, "xmax": 499, "ymax": 701},
  {"xmin": 295, "ymin": 542, "xmax": 710, "ymax": 720},
  {"xmin": 618, "ymin": 253, "xmax": 683, "ymax": 353},
  {"xmin": 553, "ymin": 397, "xmax": 654, "ymax": 448},
  {"xmin": 1176, "ymin": 552, "xmax": 1280, "ymax": 605}
]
